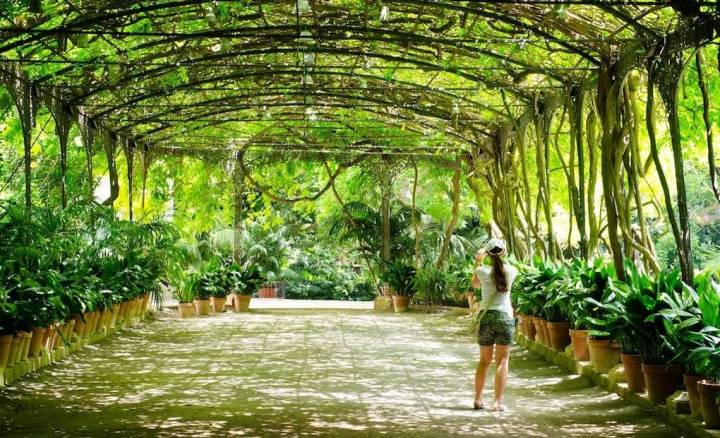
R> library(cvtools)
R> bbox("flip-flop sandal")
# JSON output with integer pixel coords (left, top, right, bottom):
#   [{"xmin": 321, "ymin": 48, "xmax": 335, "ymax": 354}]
[
  {"xmin": 492, "ymin": 402, "xmax": 506, "ymax": 412},
  {"xmin": 473, "ymin": 401, "xmax": 485, "ymax": 410}
]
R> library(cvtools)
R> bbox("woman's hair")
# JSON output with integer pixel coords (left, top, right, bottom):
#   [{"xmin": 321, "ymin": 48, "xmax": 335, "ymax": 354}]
[{"xmin": 490, "ymin": 253, "xmax": 509, "ymax": 293}]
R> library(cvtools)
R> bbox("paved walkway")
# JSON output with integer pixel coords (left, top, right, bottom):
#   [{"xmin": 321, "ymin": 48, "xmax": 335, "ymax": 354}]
[{"xmin": 0, "ymin": 308, "xmax": 682, "ymax": 437}]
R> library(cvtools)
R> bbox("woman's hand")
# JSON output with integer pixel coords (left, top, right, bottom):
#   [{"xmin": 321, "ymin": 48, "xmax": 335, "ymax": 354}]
[{"xmin": 474, "ymin": 249, "xmax": 486, "ymax": 266}]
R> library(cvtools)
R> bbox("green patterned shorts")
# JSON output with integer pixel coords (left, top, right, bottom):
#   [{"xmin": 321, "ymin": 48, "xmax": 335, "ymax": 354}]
[{"xmin": 477, "ymin": 310, "xmax": 515, "ymax": 346}]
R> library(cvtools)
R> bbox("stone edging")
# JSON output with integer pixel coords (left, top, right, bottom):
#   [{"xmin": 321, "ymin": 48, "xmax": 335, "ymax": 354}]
[
  {"xmin": 517, "ymin": 334, "xmax": 720, "ymax": 438},
  {"xmin": 1, "ymin": 312, "xmax": 154, "ymax": 387}
]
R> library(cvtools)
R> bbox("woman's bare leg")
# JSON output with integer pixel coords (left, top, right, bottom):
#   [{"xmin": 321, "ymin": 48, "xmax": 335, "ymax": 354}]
[
  {"xmin": 474, "ymin": 346, "xmax": 494, "ymax": 405},
  {"xmin": 493, "ymin": 344, "xmax": 511, "ymax": 409}
]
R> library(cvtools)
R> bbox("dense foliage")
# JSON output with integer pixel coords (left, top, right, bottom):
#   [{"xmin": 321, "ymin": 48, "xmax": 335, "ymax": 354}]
[
  {"xmin": 0, "ymin": 201, "xmax": 181, "ymax": 334},
  {"xmin": 513, "ymin": 258, "xmax": 720, "ymax": 379}
]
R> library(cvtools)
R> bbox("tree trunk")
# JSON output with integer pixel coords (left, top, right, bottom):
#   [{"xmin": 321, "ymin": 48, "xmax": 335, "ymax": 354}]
[
  {"xmin": 233, "ymin": 151, "xmax": 244, "ymax": 263},
  {"xmin": 436, "ymin": 158, "xmax": 462, "ymax": 269}
]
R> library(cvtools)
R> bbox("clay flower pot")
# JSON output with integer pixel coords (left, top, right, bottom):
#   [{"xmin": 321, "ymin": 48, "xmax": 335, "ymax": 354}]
[
  {"xmin": 0, "ymin": 334, "xmax": 12, "ymax": 368},
  {"xmin": 621, "ymin": 354, "xmax": 645, "ymax": 393},
  {"xmin": 392, "ymin": 295, "xmax": 409, "ymax": 313},
  {"xmin": 210, "ymin": 297, "xmax": 226, "ymax": 313},
  {"xmin": 587, "ymin": 338, "xmax": 620, "ymax": 373},
  {"xmin": 43, "ymin": 324, "xmax": 55, "ymax": 351},
  {"xmin": 30, "ymin": 327, "xmax": 46, "ymax": 357},
  {"xmin": 20, "ymin": 331, "xmax": 32, "ymax": 359},
  {"xmin": 532, "ymin": 318, "xmax": 546, "ymax": 345},
  {"xmin": 546, "ymin": 321, "xmax": 571, "ymax": 352},
  {"xmin": 193, "ymin": 299, "xmax": 211, "ymax": 316},
  {"xmin": 684, "ymin": 375, "xmax": 703, "ymax": 420},
  {"xmin": 525, "ymin": 316, "xmax": 537, "ymax": 341},
  {"xmin": 698, "ymin": 380, "xmax": 720, "ymax": 428},
  {"xmin": 516, "ymin": 313, "xmax": 525, "ymax": 336},
  {"xmin": 571, "ymin": 329, "xmax": 590, "ymax": 361},
  {"xmin": 541, "ymin": 320, "xmax": 551, "ymax": 347},
  {"xmin": 142, "ymin": 294, "xmax": 151, "ymax": 313},
  {"xmin": 8, "ymin": 335, "xmax": 21, "ymax": 366},
  {"xmin": 258, "ymin": 286, "xmax": 277, "ymax": 298},
  {"xmin": 232, "ymin": 294, "xmax": 252, "ymax": 312},
  {"xmin": 641, "ymin": 363, "xmax": 683, "ymax": 404},
  {"xmin": 178, "ymin": 303, "xmax": 195, "ymax": 318},
  {"xmin": 110, "ymin": 304, "xmax": 121, "ymax": 328}
]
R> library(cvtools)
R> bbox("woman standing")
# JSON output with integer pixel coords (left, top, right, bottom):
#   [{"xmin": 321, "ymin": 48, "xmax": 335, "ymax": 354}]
[{"xmin": 471, "ymin": 238, "xmax": 518, "ymax": 412}]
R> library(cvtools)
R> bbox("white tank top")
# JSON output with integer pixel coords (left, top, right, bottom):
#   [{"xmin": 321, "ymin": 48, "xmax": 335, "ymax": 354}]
[{"xmin": 476, "ymin": 264, "xmax": 517, "ymax": 317}]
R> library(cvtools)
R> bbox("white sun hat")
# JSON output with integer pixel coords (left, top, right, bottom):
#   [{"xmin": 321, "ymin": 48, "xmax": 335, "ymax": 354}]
[{"xmin": 485, "ymin": 238, "xmax": 507, "ymax": 255}]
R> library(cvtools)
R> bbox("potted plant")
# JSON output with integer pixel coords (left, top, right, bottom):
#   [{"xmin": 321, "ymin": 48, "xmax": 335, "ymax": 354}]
[
  {"xmin": 230, "ymin": 265, "xmax": 263, "ymax": 312},
  {"xmin": 381, "ymin": 260, "xmax": 416, "ymax": 313},
  {"xmin": 512, "ymin": 271, "xmax": 542, "ymax": 341},
  {"xmin": 634, "ymin": 269, "xmax": 689, "ymax": 404},
  {"xmin": 175, "ymin": 275, "xmax": 197, "ymax": 318},
  {"xmin": 193, "ymin": 272, "xmax": 215, "ymax": 316},
  {"xmin": 677, "ymin": 271, "xmax": 720, "ymax": 425},
  {"xmin": 413, "ymin": 267, "xmax": 447, "ymax": 311},
  {"xmin": 542, "ymin": 264, "xmax": 573, "ymax": 352},
  {"xmin": 593, "ymin": 280, "xmax": 648, "ymax": 393},
  {"xmin": 448, "ymin": 264, "xmax": 475, "ymax": 309},
  {"xmin": 690, "ymin": 339, "xmax": 720, "ymax": 429},
  {"xmin": 566, "ymin": 259, "xmax": 614, "ymax": 361},
  {"xmin": 578, "ymin": 269, "xmax": 622, "ymax": 374},
  {"xmin": 207, "ymin": 267, "xmax": 228, "ymax": 313}
]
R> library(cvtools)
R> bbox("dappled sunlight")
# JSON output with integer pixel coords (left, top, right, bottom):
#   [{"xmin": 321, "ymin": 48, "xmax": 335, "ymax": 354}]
[{"xmin": 0, "ymin": 309, "xmax": 681, "ymax": 437}]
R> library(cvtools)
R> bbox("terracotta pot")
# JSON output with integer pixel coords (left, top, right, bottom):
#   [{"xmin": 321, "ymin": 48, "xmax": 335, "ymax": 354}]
[
  {"xmin": 61, "ymin": 320, "xmax": 75, "ymax": 347},
  {"xmin": 684, "ymin": 375, "xmax": 703, "ymax": 420},
  {"xmin": 210, "ymin": 297, "xmax": 226, "ymax": 313},
  {"xmin": 101, "ymin": 309, "xmax": 112, "ymax": 332},
  {"xmin": 587, "ymin": 338, "xmax": 620, "ymax": 373},
  {"xmin": 20, "ymin": 331, "xmax": 32, "ymax": 359},
  {"xmin": 539, "ymin": 319, "xmax": 550, "ymax": 346},
  {"xmin": 570, "ymin": 329, "xmax": 590, "ymax": 361},
  {"xmin": 258, "ymin": 286, "xmax": 277, "ymax": 298},
  {"xmin": 698, "ymin": 380, "xmax": 720, "ymax": 428},
  {"xmin": 82, "ymin": 312, "xmax": 94, "ymax": 338},
  {"xmin": 232, "ymin": 294, "xmax": 251, "ymax": 312},
  {"xmin": 546, "ymin": 321, "xmax": 571, "ymax": 352},
  {"xmin": 30, "ymin": 327, "xmax": 46, "ymax": 357},
  {"xmin": 43, "ymin": 324, "xmax": 55, "ymax": 351},
  {"xmin": 142, "ymin": 294, "xmax": 151, "ymax": 313},
  {"xmin": 525, "ymin": 316, "xmax": 537, "ymax": 341},
  {"xmin": 532, "ymin": 318, "xmax": 546, "ymax": 344},
  {"xmin": 88, "ymin": 311, "xmax": 99, "ymax": 337},
  {"xmin": 392, "ymin": 295, "xmax": 409, "ymax": 313},
  {"xmin": 641, "ymin": 363, "xmax": 683, "ymax": 404},
  {"xmin": 8, "ymin": 335, "xmax": 21, "ymax": 366},
  {"xmin": 133, "ymin": 297, "xmax": 142, "ymax": 318},
  {"xmin": 515, "ymin": 313, "xmax": 525, "ymax": 336},
  {"xmin": 193, "ymin": 299, "xmax": 211, "ymax": 316},
  {"xmin": 178, "ymin": 303, "xmax": 195, "ymax": 318},
  {"xmin": 110, "ymin": 304, "xmax": 120, "ymax": 328},
  {"xmin": 621, "ymin": 354, "xmax": 645, "ymax": 393},
  {"xmin": 118, "ymin": 301, "xmax": 128, "ymax": 320},
  {"xmin": 72, "ymin": 314, "xmax": 86, "ymax": 339},
  {"xmin": 467, "ymin": 292, "xmax": 476, "ymax": 309},
  {"xmin": 0, "ymin": 334, "xmax": 12, "ymax": 368}
]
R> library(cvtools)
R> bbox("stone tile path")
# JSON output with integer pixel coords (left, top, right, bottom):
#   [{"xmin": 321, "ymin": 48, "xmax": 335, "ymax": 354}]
[{"xmin": 0, "ymin": 308, "xmax": 683, "ymax": 437}]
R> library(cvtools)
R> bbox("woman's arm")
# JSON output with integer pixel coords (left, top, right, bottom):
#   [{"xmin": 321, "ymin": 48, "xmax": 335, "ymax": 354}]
[{"xmin": 471, "ymin": 249, "xmax": 486, "ymax": 289}]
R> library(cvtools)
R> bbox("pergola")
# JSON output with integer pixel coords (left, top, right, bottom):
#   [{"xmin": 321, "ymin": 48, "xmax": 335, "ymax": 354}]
[{"xmin": 1, "ymin": 0, "xmax": 718, "ymax": 280}]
